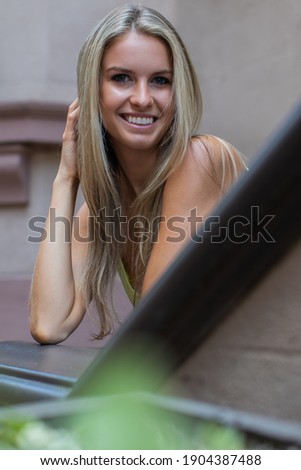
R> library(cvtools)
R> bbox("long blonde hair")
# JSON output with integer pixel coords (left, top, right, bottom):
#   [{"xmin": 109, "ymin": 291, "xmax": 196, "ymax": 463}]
[{"xmin": 76, "ymin": 4, "xmax": 206, "ymax": 338}]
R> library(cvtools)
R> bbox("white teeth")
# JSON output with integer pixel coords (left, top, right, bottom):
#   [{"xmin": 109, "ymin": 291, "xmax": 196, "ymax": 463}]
[{"xmin": 127, "ymin": 116, "xmax": 154, "ymax": 125}]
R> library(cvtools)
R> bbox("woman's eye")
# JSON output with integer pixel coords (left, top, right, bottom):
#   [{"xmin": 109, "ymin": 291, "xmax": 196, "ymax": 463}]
[
  {"xmin": 111, "ymin": 74, "xmax": 130, "ymax": 83},
  {"xmin": 153, "ymin": 76, "xmax": 170, "ymax": 86}
]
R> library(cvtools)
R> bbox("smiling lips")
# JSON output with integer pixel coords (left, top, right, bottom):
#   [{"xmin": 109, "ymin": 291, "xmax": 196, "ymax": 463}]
[{"xmin": 122, "ymin": 114, "xmax": 156, "ymax": 126}]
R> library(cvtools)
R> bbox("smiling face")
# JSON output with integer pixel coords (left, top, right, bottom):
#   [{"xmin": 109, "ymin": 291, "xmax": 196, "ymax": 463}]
[{"xmin": 100, "ymin": 31, "xmax": 174, "ymax": 160}]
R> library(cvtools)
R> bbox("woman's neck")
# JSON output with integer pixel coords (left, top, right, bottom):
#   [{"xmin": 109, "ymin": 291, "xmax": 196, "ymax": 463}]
[{"xmin": 115, "ymin": 146, "xmax": 157, "ymax": 196}]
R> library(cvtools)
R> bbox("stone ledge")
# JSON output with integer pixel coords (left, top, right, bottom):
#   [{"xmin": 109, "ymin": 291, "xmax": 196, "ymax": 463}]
[
  {"xmin": 0, "ymin": 101, "xmax": 68, "ymax": 205},
  {"xmin": 0, "ymin": 101, "xmax": 68, "ymax": 145},
  {"xmin": 0, "ymin": 145, "xmax": 29, "ymax": 205}
]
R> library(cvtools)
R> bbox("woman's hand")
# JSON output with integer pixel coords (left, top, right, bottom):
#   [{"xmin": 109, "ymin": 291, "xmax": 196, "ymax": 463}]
[{"xmin": 58, "ymin": 98, "xmax": 80, "ymax": 182}]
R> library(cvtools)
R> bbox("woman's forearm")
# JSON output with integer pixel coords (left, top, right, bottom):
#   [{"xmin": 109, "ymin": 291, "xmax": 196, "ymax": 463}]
[{"xmin": 29, "ymin": 174, "xmax": 85, "ymax": 344}]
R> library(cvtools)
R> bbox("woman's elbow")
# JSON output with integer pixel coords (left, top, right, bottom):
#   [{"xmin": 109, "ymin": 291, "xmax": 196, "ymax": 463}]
[{"xmin": 29, "ymin": 315, "xmax": 67, "ymax": 345}]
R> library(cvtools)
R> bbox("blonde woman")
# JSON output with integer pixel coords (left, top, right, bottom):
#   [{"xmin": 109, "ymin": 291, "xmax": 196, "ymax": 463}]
[{"xmin": 30, "ymin": 4, "xmax": 246, "ymax": 344}]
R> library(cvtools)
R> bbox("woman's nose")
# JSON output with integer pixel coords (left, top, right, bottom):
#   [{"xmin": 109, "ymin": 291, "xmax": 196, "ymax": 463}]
[{"xmin": 130, "ymin": 82, "xmax": 153, "ymax": 108}]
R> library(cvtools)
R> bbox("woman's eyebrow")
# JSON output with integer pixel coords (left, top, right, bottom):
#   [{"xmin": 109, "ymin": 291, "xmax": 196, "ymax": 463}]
[
  {"xmin": 106, "ymin": 66, "xmax": 132, "ymax": 73},
  {"xmin": 105, "ymin": 66, "xmax": 173, "ymax": 75},
  {"xmin": 153, "ymin": 69, "xmax": 173, "ymax": 75}
]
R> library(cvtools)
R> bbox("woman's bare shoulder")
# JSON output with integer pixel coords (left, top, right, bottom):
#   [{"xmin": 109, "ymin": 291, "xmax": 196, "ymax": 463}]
[
  {"xmin": 143, "ymin": 134, "xmax": 246, "ymax": 294},
  {"xmin": 164, "ymin": 134, "xmax": 246, "ymax": 205},
  {"xmin": 189, "ymin": 134, "xmax": 247, "ymax": 192}
]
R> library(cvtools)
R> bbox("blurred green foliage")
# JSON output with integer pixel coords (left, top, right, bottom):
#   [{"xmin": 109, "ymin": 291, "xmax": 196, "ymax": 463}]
[{"xmin": 0, "ymin": 343, "xmax": 245, "ymax": 450}]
